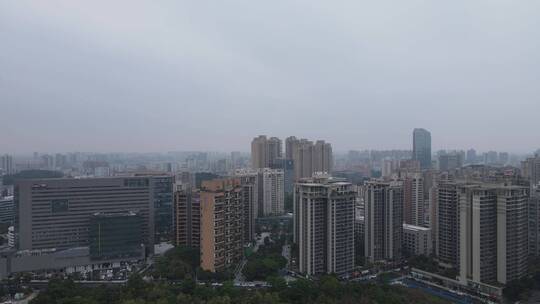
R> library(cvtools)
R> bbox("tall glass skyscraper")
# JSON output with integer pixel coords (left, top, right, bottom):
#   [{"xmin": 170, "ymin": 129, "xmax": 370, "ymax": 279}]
[{"xmin": 413, "ymin": 128, "xmax": 432, "ymax": 170}]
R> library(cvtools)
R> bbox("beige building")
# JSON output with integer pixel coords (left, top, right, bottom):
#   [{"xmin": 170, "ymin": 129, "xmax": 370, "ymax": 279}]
[
  {"xmin": 251, "ymin": 135, "xmax": 282, "ymax": 169},
  {"xmin": 286, "ymin": 136, "xmax": 333, "ymax": 180},
  {"xmin": 200, "ymin": 178, "xmax": 244, "ymax": 272}
]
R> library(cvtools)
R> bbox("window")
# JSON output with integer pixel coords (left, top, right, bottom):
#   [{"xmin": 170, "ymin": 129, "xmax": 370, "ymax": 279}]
[{"xmin": 51, "ymin": 199, "xmax": 69, "ymax": 213}]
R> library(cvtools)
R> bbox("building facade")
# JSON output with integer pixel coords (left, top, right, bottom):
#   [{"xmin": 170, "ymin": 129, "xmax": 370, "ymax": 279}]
[
  {"xmin": 0, "ymin": 196, "xmax": 14, "ymax": 225},
  {"xmin": 286, "ymin": 137, "xmax": 333, "ymax": 180},
  {"xmin": 270, "ymin": 158, "xmax": 295, "ymax": 195},
  {"xmin": 251, "ymin": 135, "xmax": 282, "ymax": 169},
  {"xmin": 174, "ymin": 188, "xmax": 201, "ymax": 248},
  {"xmin": 403, "ymin": 173, "xmax": 425, "ymax": 227},
  {"xmin": 529, "ymin": 185, "xmax": 540, "ymax": 256},
  {"xmin": 0, "ymin": 154, "xmax": 14, "ymax": 175},
  {"xmin": 364, "ymin": 180, "xmax": 403, "ymax": 263},
  {"xmin": 437, "ymin": 181, "xmax": 460, "ymax": 267},
  {"xmin": 403, "ymin": 224, "xmax": 432, "ymax": 256},
  {"xmin": 522, "ymin": 155, "xmax": 540, "ymax": 186},
  {"xmin": 412, "ymin": 128, "xmax": 432, "ymax": 170},
  {"xmin": 200, "ymin": 178, "xmax": 244, "ymax": 272},
  {"xmin": 294, "ymin": 175, "xmax": 355, "ymax": 276},
  {"xmin": 14, "ymin": 177, "xmax": 154, "ymax": 253},
  {"xmin": 89, "ymin": 212, "xmax": 143, "ymax": 261},
  {"xmin": 235, "ymin": 168, "xmax": 284, "ymax": 217},
  {"xmin": 259, "ymin": 168, "xmax": 285, "ymax": 216},
  {"xmin": 459, "ymin": 184, "xmax": 528, "ymax": 285},
  {"xmin": 438, "ymin": 152, "xmax": 463, "ymax": 172}
]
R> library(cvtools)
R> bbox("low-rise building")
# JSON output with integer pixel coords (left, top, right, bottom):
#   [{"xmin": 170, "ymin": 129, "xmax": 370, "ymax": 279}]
[{"xmin": 403, "ymin": 224, "xmax": 432, "ymax": 256}]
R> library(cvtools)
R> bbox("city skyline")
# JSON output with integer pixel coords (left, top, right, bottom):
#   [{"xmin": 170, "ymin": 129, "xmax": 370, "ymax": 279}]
[
  {"xmin": 2, "ymin": 1, "xmax": 540, "ymax": 302},
  {"xmin": 2, "ymin": 1, "xmax": 540, "ymax": 153},
  {"xmin": 1, "ymin": 135, "xmax": 538, "ymax": 156}
]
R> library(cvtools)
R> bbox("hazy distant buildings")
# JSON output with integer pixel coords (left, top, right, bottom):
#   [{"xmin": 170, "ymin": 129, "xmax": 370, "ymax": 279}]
[
  {"xmin": 412, "ymin": 128, "xmax": 432, "ymax": 170},
  {"xmin": 438, "ymin": 152, "xmax": 463, "ymax": 172},
  {"xmin": 286, "ymin": 136, "xmax": 333, "ymax": 180},
  {"xmin": 522, "ymin": 154, "xmax": 540, "ymax": 186},
  {"xmin": 382, "ymin": 159, "xmax": 399, "ymax": 178},
  {"xmin": 251, "ymin": 135, "xmax": 282, "ymax": 169},
  {"xmin": 14, "ymin": 177, "xmax": 154, "ymax": 253},
  {"xmin": 466, "ymin": 149, "xmax": 477, "ymax": 164},
  {"xmin": 294, "ymin": 175, "xmax": 355, "ymax": 276},
  {"xmin": 200, "ymin": 178, "xmax": 244, "ymax": 272},
  {"xmin": 484, "ymin": 151, "xmax": 498, "ymax": 165},
  {"xmin": 498, "ymin": 152, "xmax": 509, "ymax": 165},
  {"xmin": 399, "ymin": 159, "xmax": 421, "ymax": 173},
  {"xmin": 0, "ymin": 154, "xmax": 14, "ymax": 175},
  {"xmin": 364, "ymin": 180, "xmax": 403, "ymax": 262},
  {"xmin": 41, "ymin": 154, "xmax": 55, "ymax": 170}
]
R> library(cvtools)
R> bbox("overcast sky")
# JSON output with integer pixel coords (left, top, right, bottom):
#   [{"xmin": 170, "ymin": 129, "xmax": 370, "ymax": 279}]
[{"xmin": 1, "ymin": 1, "xmax": 539, "ymax": 154}]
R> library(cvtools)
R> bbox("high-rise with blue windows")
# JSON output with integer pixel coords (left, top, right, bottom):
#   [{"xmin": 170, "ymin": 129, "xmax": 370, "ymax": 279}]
[{"xmin": 413, "ymin": 128, "xmax": 432, "ymax": 170}]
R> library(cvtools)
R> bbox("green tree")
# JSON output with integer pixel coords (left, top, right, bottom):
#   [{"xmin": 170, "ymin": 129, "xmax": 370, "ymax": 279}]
[
  {"xmin": 319, "ymin": 275, "xmax": 341, "ymax": 299},
  {"xmin": 267, "ymin": 276, "xmax": 286, "ymax": 293}
]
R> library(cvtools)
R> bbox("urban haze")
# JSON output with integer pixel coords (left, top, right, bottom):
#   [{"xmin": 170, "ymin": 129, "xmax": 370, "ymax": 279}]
[
  {"xmin": 1, "ymin": 1, "xmax": 540, "ymax": 304},
  {"xmin": 2, "ymin": 1, "xmax": 540, "ymax": 153}
]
